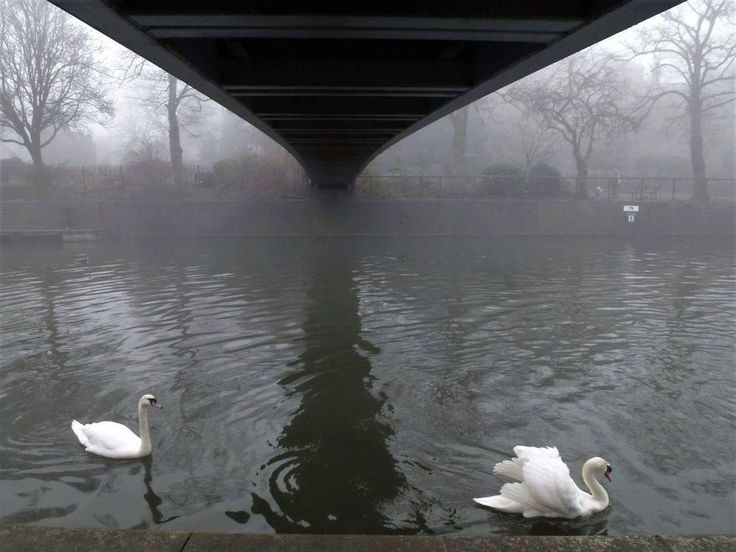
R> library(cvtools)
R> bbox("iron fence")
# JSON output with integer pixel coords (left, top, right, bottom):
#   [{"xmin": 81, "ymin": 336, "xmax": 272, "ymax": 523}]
[
  {"xmin": 354, "ymin": 174, "xmax": 736, "ymax": 201},
  {"xmin": 1, "ymin": 163, "xmax": 734, "ymax": 201},
  {"xmin": 0, "ymin": 163, "xmax": 309, "ymax": 199}
]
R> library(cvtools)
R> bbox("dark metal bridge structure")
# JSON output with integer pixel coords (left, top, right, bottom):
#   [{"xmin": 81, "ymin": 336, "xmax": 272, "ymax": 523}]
[{"xmin": 50, "ymin": 1, "xmax": 681, "ymax": 189}]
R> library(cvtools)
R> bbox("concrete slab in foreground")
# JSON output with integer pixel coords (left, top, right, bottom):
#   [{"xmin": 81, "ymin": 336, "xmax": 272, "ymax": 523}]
[
  {"xmin": 0, "ymin": 526, "xmax": 732, "ymax": 552},
  {"xmin": 0, "ymin": 525, "xmax": 188, "ymax": 552}
]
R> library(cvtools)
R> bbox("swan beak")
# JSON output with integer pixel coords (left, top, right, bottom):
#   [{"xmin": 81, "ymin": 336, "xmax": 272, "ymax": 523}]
[
  {"xmin": 153, "ymin": 403, "xmax": 163, "ymax": 409},
  {"xmin": 604, "ymin": 472, "xmax": 611, "ymax": 481}
]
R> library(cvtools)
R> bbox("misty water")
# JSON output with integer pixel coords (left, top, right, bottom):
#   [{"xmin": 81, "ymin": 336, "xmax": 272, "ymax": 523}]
[{"xmin": 0, "ymin": 237, "xmax": 733, "ymax": 536}]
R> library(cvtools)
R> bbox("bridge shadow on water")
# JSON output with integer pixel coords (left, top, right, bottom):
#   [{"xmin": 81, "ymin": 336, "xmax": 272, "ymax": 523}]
[{"xmin": 245, "ymin": 242, "xmax": 414, "ymax": 534}]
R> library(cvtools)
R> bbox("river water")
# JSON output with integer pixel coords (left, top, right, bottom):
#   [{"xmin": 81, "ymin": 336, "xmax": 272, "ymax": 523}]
[{"xmin": 0, "ymin": 237, "xmax": 733, "ymax": 535}]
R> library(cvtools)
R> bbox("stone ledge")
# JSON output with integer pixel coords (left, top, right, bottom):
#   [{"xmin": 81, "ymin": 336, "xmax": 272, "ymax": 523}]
[
  {"xmin": 0, "ymin": 525, "xmax": 188, "ymax": 552},
  {"xmin": 0, "ymin": 526, "xmax": 733, "ymax": 552}
]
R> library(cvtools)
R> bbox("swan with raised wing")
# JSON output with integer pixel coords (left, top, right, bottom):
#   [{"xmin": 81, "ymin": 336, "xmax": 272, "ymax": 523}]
[
  {"xmin": 474, "ymin": 446, "xmax": 612, "ymax": 519},
  {"xmin": 71, "ymin": 394, "xmax": 162, "ymax": 459}
]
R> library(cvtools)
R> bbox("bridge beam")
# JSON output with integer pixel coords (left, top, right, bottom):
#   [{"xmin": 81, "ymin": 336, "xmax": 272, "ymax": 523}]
[{"xmin": 50, "ymin": 0, "xmax": 685, "ymax": 189}]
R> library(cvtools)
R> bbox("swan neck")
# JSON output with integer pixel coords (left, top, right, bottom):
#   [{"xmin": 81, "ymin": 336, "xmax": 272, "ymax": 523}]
[
  {"xmin": 138, "ymin": 403, "xmax": 152, "ymax": 454},
  {"xmin": 582, "ymin": 459, "xmax": 609, "ymax": 506}
]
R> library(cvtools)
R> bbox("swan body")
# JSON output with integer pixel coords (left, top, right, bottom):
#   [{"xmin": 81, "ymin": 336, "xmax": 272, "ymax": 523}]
[
  {"xmin": 474, "ymin": 446, "xmax": 612, "ymax": 519},
  {"xmin": 71, "ymin": 394, "xmax": 162, "ymax": 459}
]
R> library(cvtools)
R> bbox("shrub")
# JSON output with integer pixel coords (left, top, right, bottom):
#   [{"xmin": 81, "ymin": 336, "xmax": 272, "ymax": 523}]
[
  {"xmin": 211, "ymin": 152, "xmax": 304, "ymax": 197},
  {"xmin": 212, "ymin": 158, "xmax": 241, "ymax": 188},
  {"xmin": 482, "ymin": 162, "xmax": 524, "ymax": 197},
  {"xmin": 0, "ymin": 157, "xmax": 32, "ymax": 186},
  {"xmin": 527, "ymin": 162, "xmax": 563, "ymax": 197},
  {"xmin": 124, "ymin": 158, "xmax": 172, "ymax": 189}
]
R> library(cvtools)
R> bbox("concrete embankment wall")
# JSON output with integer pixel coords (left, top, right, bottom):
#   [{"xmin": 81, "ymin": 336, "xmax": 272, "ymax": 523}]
[
  {"xmin": 0, "ymin": 199, "xmax": 733, "ymax": 237},
  {"xmin": 0, "ymin": 525, "xmax": 734, "ymax": 552}
]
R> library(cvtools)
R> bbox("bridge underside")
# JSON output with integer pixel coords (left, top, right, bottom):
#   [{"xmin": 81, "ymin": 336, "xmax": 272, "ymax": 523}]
[{"xmin": 52, "ymin": 1, "xmax": 681, "ymax": 188}]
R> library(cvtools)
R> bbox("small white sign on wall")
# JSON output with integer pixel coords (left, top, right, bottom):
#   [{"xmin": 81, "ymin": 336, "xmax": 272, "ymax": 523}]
[{"xmin": 624, "ymin": 205, "xmax": 639, "ymax": 223}]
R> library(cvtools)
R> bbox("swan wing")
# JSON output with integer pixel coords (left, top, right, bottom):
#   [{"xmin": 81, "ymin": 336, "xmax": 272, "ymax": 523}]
[
  {"xmin": 517, "ymin": 447, "xmax": 583, "ymax": 517},
  {"xmin": 476, "ymin": 446, "xmax": 583, "ymax": 518},
  {"xmin": 513, "ymin": 445, "xmax": 563, "ymax": 461},
  {"xmin": 493, "ymin": 457, "xmax": 523, "ymax": 480},
  {"xmin": 493, "ymin": 446, "xmax": 560, "ymax": 481},
  {"xmin": 71, "ymin": 420, "xmax": 141, "ymax": 458}
]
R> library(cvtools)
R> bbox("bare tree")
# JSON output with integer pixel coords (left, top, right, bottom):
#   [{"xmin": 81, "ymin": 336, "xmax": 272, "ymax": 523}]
[
  {"xmin": 117, "ymin": 111, "xmax": 165, "ymax": 165},
  {"xmin": 121, "ymin": 55, "xmax": 207, "ymax": 187},
  {"xmin": 631, "ymin": 0, "xmax": 735, "ymax": 200},
  {"xmin": 0, "ymin": 0, "xmax": 112, "ymax": 185},
  {"xmin": 481, "ymin": 95, "xmax": 556, "ymax": 184},
  {"xmin": 449, "ymin": 107, "xmax": 468, "ymax": 174},
  {"xmin": 502, "ymin": 49, "xmax": 639, "ymax": 197},
  {"xmin": 516, "ymin": 111, "xmax": 557, "ymax": 179}
]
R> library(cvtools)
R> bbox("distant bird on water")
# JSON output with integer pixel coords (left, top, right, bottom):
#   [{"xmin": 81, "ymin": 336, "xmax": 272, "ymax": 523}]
[
  {"xmin": 473, "ymin": 446, "xmax": 612, "ymax": 519},
  {"xmin": 71, "ymin": 394, "xmax": 163, "ymax": 459}
]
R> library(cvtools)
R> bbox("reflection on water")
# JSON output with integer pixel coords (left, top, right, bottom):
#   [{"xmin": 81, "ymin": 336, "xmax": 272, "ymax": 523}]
[
  {"xmin": 526, "ymin": 513, "xmax": 609, "ymax": 536},
  {"xmin": 0, "ymin": 237, "xmax": 733, "ymax": 535},
  {"xmin": 140, "ymin": 458, "xmax": 179, "ymax": 526},
  {"xmin": 249, "ymin": 243, "xmax": 410, "ymax": 533}
]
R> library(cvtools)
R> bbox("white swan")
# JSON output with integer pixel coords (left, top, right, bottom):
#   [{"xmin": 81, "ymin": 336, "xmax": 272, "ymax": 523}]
[
  {"xmin": 71, "ymin": 394, "xmax": 162, "ymax": 459},
  {"xmin": 474, "ymin": 446, "xmax": 612, "ymax": 518}
]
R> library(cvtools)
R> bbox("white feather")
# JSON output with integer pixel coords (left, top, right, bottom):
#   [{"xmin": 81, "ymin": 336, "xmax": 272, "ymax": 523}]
[
  {"xmin": 474, "ymin": 445, "xmax": 611, "ymax": 519},
  {"xmin": 71, "ymin": 420, "xmax": 143, "ymax": 459},
  {"xmin": 71, "ymin": 394, "xmax": 161, "ymax": 459},
  {"xmin": 493, "ymin": 457, "xmax": 523, "ymax": 481}
]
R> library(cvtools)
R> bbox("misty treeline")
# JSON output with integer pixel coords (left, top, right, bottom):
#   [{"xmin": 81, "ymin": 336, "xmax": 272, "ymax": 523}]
[
  {"xmin": 372, "ymin": 0, "xmax": 735, "ymax": 199},
  {"xmin": 0, "ymin": 0, "xmax": 734, "ymax": 199},
  {"xmin": 0, "ymin": 0, "xmax": 302, "ymax": 197}
]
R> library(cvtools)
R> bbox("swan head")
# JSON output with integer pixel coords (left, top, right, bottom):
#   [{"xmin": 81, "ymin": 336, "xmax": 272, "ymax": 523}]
[
  {"xmin": 139, "ymin": 394, "xmax": 163, "ymax": 409},
  {"xmin": 584, "ymin": 457, "xmax": 612, "ymax": 482}
]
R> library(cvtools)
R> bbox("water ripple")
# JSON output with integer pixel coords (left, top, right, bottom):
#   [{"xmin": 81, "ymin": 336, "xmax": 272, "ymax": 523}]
[{"xmin": 0, "ymin": 237, "xmax": 733, "ymax": 535}]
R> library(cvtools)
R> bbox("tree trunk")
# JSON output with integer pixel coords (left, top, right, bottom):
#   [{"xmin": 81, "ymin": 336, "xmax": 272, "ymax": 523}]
[
  {"xmin": 689, "ymin": 99, "xmax": 708, "ymax": 200},
  {"xmin": 574, "ymin": 155, "xmax": 589, "ymax": 198},
  {"xmin": 28, "ymin": 141, "xmax": 47, "ymax": 187},
  {"xmin": 168, "ymin": 75, "xmax": 184, "ymax": 187},
  {"xmin": 450, "ymin": 108, "xmax": 468, "ymax": 175}
]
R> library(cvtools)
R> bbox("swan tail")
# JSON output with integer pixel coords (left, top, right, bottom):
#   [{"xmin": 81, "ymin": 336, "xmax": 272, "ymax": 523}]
[
  {"xmin": 495, "ymin": 482, "xmax": 551, "ymax": 516},
  {"xmin": 473, "ymin": 494, "xmax": 525, "ymax": 513},
  {"xmin": 71, "ymin": 420, "xmax": 89, "ymax": 448},
  {"xmin": 493, "ymin": 457, "xmax": 523, "ymax": 480},
  {"xmin": 523, "ymin": 509, "xmax": 549, "ymax": 518}
]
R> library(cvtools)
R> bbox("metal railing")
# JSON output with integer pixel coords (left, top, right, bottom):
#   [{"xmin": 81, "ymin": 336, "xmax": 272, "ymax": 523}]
[
  {"xmin": 1, "ymin": 164, "xmax": 734, "ymax": 201},
  {"xmin": 354, "ymin": 174, "xmax": 736, "ymax": 201},
  {"xmin": 0, "ymin": 163, "xmax": 309, "ymax": 199}
]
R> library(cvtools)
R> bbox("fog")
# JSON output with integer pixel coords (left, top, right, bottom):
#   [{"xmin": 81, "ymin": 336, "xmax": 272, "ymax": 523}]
[
  {"xmin": 0, "ymin": 0, "xmax": 734, "ymax": 200},
  {"xmin": 1, "ymin": 0, "xmax": 735, "ymax": 539}
]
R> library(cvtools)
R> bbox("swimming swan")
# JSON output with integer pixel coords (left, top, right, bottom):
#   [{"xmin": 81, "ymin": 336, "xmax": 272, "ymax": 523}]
[
  {"xmin": 474, "ymin": 446, "xmax": 612, "ymax": 518},
  {"xmin": 71, "ymin": 394, "xmax": 162, "ymax": 459}
]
